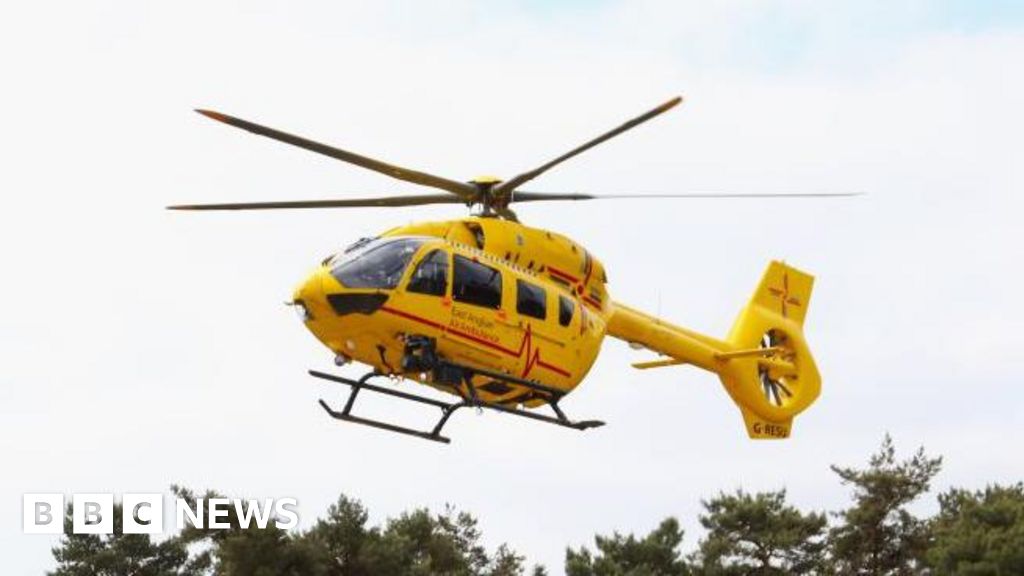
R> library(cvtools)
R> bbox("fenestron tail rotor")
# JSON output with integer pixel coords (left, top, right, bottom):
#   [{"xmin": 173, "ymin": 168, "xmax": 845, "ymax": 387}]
[
  {"xmin": 171, "ymin": 98, "xmax": 860, "ymax": 216},
  {"xmin": 758, "ymin": 331, "xmax": 794, "ymax": 408}
]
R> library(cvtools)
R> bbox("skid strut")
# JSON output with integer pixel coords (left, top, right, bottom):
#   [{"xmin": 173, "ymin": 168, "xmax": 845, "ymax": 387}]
[{"xmin": 311, "ymin": 354, "xmax": 604, "ymax": 444}]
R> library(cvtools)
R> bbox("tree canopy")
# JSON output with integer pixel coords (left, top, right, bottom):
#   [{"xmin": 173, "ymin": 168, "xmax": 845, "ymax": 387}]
[
  {"xmin": 693, "ymin": 489, "xmax": 826, "ymax": 575},
  {"xmin": 927, "ymin": 483, "xmax": 1024, "ymax": 575},
  {"xmin": 828, "ymin": 434, "xmax": 943, "ymax": 576},
  {"xmin": 565, "ymin": 517, "xmax": 690, "ymax": 576},
  {"xmin": 48, "ymin": 436, "xmax": 1022, "ymax": 576}
]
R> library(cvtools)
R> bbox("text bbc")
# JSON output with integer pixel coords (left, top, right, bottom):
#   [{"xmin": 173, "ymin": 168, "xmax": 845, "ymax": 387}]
[{"xmin": 23, "ymin": 494, "xmax": 299, "ymax": 534}]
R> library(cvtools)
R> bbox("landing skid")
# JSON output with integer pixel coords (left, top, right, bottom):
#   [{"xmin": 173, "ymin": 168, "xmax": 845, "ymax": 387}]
[{"xmin": 311, "ymin": 356, "xmax": 604, "ymax": 444}]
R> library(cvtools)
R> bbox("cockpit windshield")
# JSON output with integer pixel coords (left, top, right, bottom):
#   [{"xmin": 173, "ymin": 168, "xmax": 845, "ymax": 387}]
[{"xmin": 329, "ymin": 237, "xmax": 427, "ymax": 290}]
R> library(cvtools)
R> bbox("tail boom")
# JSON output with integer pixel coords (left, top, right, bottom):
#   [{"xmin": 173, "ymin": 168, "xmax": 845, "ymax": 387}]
[{"xmin": 607, "ymin": 261, "xmax": 821, "ymax": 439}]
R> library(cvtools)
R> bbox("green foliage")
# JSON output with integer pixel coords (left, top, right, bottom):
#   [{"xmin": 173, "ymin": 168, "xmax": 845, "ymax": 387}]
[
  {"xmin": 927, "ymin": 483, "xmax": 1024, "ymax": 575},
  {"xmin": 49, "ymin": 503, "xmax": 202, "ymax": 576},
  {"xmin": 357, "ymin": 506, "xmax": 486, "ymax": 575},
  {"xmin": 303, "ymin": 495, "xmax": 373, "ymax": 575},
  {"xmin": 565, "ymin": 517, "xmax": 690, "ymax": 576},
  {"xmin": 306, "ymin": 495, "xmax": 524, "ymax": 576},
  {"xmin": 489, "ymin": 544, "xmax": 529, "ymax": 576},
  {"xmin": 51, "ymin": 490, "xmax": 527, "ymax": 576},
  {"xmin": 214, "ymin": 528, "xmax": 325, "ymax": 576},
  {"xmin": 49, "ymin": 438, "xmax": 1024, "ymax": 576},
  {"xmin": 828, "ymin": 434, "xmax": 943, "ymax": 576},
  {"xmin": 171, "ymin": 485, "xmax": 323, "ymax": 576},
  {"xmin": 692, "ymin": 489, "xmax": 826, "ymax": 575}
]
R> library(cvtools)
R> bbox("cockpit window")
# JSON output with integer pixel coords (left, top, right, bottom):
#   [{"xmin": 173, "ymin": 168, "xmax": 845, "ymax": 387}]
[
  {"xmin": 342, "ymin": 237, "xmax": 374, "ymax": 255},
  {"xmin": 330, "ymin": 237, "xmax": 426, "ymax": 290},
  {"xmin": 407, "ymin": 249, "xmax": 449, "ymax": 296}
]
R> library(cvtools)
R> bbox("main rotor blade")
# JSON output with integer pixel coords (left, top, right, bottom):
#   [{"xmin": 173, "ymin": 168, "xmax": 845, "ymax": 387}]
[
  {"xmin": 167, "ymin": 193, "xmax": 466, "ymax": 211},
  {"xmin": 494, "ymin": 96, "xmax": 683, "ymax": 196},
  {"xmin": 195, "ymin": 109, "xmax": 477, "ymax": 200},
  {"xmin": 512, "ymin": 191, "xmax": 863, "ymax": 202}
]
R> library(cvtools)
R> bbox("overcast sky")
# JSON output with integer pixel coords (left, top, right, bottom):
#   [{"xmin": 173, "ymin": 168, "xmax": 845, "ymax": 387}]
[{"xmin": 2, "ymin": 1, "xmax": 1022, "ymax": 573}]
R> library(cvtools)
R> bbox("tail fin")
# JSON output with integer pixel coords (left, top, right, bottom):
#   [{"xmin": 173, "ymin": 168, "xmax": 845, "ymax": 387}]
[{"xmin": 720, "ymin": 261, "xmax": 821, "ymax": 438}]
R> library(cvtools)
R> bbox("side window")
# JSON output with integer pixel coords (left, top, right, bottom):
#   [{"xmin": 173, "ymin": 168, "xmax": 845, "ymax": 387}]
[
  {"xmin": 558, "ymin": 295, "xmax": 575, "ymax": 327},
  {"xmin": 407, "ymin": 249, "xmax": 449, "ymax": 296},
  {"xmin": 517, "ymin": 279, "xmax": 547, "ymax": 320},
  {"xmin": 453, "ymin": 255, "xmax": 502, "ymax": 309}
]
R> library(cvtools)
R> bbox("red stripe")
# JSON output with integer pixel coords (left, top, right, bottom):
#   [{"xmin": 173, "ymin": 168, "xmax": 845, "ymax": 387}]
[
  {"xmin": 380, "ymin": 306, "xmax": 444, "ymax": 330},
  {"xmin": 547, "ymin": 266, "xmax": 580, "ymax": 284},
  {"xmin": 537, "ymin": 359, "xmax": 571, "ymax": 378},
  {"xmin": 582, "ymin": 295, "xmax": 602, "ymax": 310},
  {"xmin": 582, "ymin": 251, "xmax": 594, "ymax": 287},
  {"xmin": 380, "ymin": 305, "xmax": 571, "ymax": 379}
]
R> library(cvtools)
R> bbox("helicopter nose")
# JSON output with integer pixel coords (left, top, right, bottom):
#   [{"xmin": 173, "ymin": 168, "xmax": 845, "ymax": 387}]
[{"xmin": 292, "ymin": 268, "xmax": 326, "ymax": 323}]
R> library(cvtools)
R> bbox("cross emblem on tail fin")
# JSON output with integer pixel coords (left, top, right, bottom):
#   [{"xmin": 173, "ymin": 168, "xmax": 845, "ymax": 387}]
[{"xmin": 768, "ymin": 272, "xmax": 802, "ymax": 318}]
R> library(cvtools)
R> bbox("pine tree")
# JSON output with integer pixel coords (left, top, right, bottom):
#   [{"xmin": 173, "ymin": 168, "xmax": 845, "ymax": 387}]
[
  {"xmin": 50, "ymin": 489, "xmax": 530, "ymax": 576},
  {"xmin": 171, "ymin": 486, "xmax": 324, "ymax": 576},
  {"xmin": 828, "ymin": 434, "xmax": 942, "ymax": 575},
  {"xmin": 692, "ymin": 489, "xmax": 827, "ymax": 575},
  {"xmin": 565, "ymin": 517, "xmax": 690, "ymax": 575},
  {"xmin": 301, "ymin": 494, "xmax": 529, "ymax": 576},
  {"xmin": 927, "ymin": 483, "xmax": 1024, "ymax": 575},
  {"xmin": 50, "ymin": 502, "xmax": 199, "ymax": 576}
]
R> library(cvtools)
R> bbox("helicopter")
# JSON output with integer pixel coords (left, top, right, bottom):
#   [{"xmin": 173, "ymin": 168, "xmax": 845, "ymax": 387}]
[{"xmin": 170, "ymin": 96, "xmax": 852, "ymax": 443}]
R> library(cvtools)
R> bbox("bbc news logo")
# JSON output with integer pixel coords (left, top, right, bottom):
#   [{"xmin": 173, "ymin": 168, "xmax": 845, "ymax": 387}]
[{"xmin": 24, "ymin": 493, "xmax": 299, "ymax": 534}]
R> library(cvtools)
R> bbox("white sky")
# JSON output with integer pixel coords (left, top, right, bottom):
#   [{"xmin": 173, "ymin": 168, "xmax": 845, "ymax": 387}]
[{"xmin": 2, "ymin": 1, "xmax": 1022, "ymax": 573}]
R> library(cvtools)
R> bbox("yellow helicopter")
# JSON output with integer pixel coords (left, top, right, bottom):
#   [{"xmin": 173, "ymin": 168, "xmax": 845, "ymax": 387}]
[{"xmin": 170, "ymin": 96, "xmax": 852, "ymax": 443}]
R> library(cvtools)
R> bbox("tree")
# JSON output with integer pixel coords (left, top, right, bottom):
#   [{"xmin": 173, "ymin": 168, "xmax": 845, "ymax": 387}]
[
  {"xmin": 488, "ymin": 544, "xmax": 528, "ymax": 576},
  {"xmin": 357, "ymin": 506, "xmax": 488, "ymax": 575},
  {"xmin": 51, "ymin": 489, "xmax": 529, "ymax": 576},
  {"xmin": 171, "ymin": 486, "xmax": 324, "ymax": 576},
  {"xmin": 50, "ymin": 503, "xmax": 200, "ymax": 576},
  {"xmin": 926, "ymin": 483, "xmax": 1024, "ymax": 575},
  {"xmin": 303, "ymin": 495, "xmax": 374, "ymax": 575},
  {"xmin": 828, "ymin": 434, "xmax": 942, "ymax": 576},
  {"xmin": 303, "ymin": 495, "xmax": 528, "ymax": 576},
  {"xmin": 565, "ymin": 517, "xmax": 690, "ymax": 576},
  {"xmin": 691, "ymin": 489, "xmax": 826, "ymax": 575}
]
